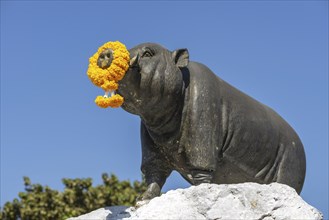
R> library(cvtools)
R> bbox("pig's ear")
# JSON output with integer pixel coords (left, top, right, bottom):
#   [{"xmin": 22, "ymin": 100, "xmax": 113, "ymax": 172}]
[{"xmin": 172, "ymin": 49, "xmax": 189, "ymax": 68}]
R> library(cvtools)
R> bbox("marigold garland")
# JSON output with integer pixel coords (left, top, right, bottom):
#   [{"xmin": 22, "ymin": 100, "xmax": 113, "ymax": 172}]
[{"xmin": 87, "ymin": 41, "xmax": 130, "ymax": 108}]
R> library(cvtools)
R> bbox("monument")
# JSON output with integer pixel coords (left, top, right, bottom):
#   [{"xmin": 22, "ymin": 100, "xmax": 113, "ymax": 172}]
[{"xmin": 87, "ymin": 42, "xmax": 306, "ymax": 206}]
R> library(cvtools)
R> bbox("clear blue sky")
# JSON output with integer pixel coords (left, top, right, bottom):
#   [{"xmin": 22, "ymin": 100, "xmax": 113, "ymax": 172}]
[{"xmin": 1, "ymin": 1, "xmax": 328, "ymax": 218}]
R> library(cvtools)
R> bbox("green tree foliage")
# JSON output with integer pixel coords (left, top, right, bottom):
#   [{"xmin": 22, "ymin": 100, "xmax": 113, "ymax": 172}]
[{"xmin": 0, "ymin": 173, "xmax": 147, "ymax": 220}]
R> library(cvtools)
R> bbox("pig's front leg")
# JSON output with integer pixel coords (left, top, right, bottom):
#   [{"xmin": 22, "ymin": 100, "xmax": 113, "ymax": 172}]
[
  {"xmin": 136, "ymin": 162, "xmax": 172, "ymax": 207},
  {"xmin": 136, "ymin": 123, "xmax": 172, "ymax": 207},
  {"xmin": 141, "ymin": 169, "xmax": 171, "ymax": 199}
]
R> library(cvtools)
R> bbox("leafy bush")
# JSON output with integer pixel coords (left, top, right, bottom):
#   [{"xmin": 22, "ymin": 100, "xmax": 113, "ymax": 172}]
[{"xmin": 0, "ymin": 173, "xmax": 147, "ymax": 220}]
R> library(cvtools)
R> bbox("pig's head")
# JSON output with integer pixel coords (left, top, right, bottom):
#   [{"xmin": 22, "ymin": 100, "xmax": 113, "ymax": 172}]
[{"xmin": 117, "ymin": 43, "xmax": 189, "ymax": 120}]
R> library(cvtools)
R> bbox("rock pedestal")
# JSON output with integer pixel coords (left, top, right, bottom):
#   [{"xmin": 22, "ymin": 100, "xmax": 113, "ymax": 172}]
[{"xmin": 68, "ymin": 183, "xmax": 323, "ymax": 220}]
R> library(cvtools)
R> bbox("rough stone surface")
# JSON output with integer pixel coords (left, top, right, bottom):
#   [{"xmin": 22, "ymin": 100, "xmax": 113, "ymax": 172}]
[{"xmin": 68, "ymin": 183, "xmax": 323, "ymax": 220}]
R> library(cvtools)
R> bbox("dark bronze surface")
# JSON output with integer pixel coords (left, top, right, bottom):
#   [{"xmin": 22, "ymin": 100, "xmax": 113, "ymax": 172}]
[{"xmin": 112, "ymin": 43, "xmax": 306, "ymax": 203}]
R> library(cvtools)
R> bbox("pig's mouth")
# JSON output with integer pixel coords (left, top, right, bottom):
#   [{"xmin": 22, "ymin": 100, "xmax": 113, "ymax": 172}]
[
  {"xmin": 118, "ymin": 92, "xmax": 141, "ymax": 115},
  {"xmin": 120, "ymin": 101, "xmax": 136, "ymax": 114},
  {"xmin": 116, "ymin": 66, "xmax": 143, "ymax": 114}
]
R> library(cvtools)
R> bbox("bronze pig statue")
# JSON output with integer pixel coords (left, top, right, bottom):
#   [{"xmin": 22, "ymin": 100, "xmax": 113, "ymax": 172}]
[{"xmin": 105, "ymin": 43, "xmax": 306, "ymax": 204}]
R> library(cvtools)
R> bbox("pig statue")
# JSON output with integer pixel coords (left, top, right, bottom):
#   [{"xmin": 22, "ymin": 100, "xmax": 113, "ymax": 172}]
[{"xmin": 103, "ymin": 43, "xmax": 306, "ymax": 205}]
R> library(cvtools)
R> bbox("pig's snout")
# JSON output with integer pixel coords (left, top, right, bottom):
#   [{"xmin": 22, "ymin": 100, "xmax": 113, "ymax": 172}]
[{"xmin": 97, "ymin": 48, "xmax": 113, "ymax": 69}]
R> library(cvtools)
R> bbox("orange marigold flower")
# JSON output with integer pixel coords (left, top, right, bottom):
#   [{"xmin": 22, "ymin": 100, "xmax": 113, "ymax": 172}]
[
  {"xmin": 95, "ymin": 96, "xmax": 109, "ymax": 108},
  {"xmin": 87, "ymin": 41, "xmax": 130, "ymax": 108},
  {"xmin": 95, "ymin": 94, "xmax": 124, "ymax": 108},
  {"xmin": 107, "ymin": 94, "xmax": 124, "ymax": 108},
  {"xmin": 101, "ymin": 80, "xmax": 118, "ymax": 91}
]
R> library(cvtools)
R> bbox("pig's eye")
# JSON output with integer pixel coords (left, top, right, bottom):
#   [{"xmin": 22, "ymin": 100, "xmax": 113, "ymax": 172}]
[{"xmin": 142, "ymin": 51, "xmax": 153, "ymax": 58}]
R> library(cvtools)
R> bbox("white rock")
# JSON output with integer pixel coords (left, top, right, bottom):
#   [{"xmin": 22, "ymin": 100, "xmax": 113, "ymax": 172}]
[{"xmin": 68, "ymin": 182, "xmax": 323, "ymax": 220}]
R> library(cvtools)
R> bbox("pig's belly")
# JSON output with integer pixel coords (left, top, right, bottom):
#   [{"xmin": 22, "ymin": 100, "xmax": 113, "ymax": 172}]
[{"xmin": 175, "ymin": 156, "xmax": 266, "ymax": 185}]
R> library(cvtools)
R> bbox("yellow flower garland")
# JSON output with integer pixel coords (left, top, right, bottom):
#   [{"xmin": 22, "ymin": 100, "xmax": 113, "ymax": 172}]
[{"xmin": 87, "ymin": 41, "xmax": 130, "ymax": 108}]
